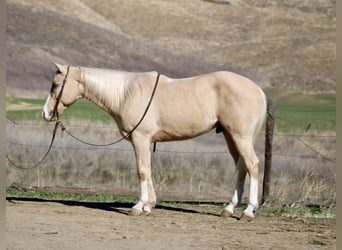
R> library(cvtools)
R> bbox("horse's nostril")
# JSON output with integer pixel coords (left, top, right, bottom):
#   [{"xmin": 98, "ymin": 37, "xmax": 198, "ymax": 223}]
[{"xmin": 42, "ymin": 111, "xmax": 51, "ymax": 121}]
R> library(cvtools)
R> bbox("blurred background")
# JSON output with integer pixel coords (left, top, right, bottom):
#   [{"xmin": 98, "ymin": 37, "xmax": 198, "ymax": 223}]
[{"xmin": 6, "ymin": 0, "xmax": 336, "ymax": 207}]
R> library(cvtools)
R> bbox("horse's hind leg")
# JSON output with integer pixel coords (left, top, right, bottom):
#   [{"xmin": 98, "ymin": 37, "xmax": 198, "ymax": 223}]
[
  {"xmin": 222, "ymin": 161, "xmax": 247, "ymax": 217},
  {"xmin": 234, "ymin": 136, "xmax": 260, "ymax": 220},
  {"xmin": 221, "ymin": 131, "xmax": 248, "ymax": 217},
  {"xmin": 222, "ymin": 131, "xmax": 260, "ymax": 220}
]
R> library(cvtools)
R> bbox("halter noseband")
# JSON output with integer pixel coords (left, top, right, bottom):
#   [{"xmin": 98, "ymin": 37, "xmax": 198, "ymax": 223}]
[{"xmin": 52, "ymin": 66, "xmax": 70, "ymax": 121}]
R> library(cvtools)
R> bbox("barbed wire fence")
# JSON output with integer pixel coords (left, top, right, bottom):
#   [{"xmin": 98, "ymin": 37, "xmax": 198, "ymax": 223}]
[{"xmin": 6, "ymin": 118, "xmax": 336, "ymax": 159}]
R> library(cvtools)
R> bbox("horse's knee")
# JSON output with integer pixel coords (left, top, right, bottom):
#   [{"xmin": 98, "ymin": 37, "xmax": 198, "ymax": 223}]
[
  {"xmin": 137, "ymin": 169, "xmax": 146, "ymax": 180},
  {"xmin": 137, "ymin": 167, "xmax": 151, "ymax": 181}
]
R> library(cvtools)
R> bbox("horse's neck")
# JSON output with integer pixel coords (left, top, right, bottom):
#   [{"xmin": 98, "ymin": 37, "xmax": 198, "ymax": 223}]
[{"xmin": 81, "ymin": 68, "xmax": 135, "ymax": 114}]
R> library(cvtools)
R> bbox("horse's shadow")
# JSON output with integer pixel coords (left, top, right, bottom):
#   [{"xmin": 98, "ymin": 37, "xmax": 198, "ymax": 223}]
[{"xmin": 6, "ymin": 196, "xmax": 222, "ymax": 217}]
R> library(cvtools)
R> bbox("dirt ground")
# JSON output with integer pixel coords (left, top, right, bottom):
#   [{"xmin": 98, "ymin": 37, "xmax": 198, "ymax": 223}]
[{"xmin": 6, "ymin": 198, "xmax": 336, "ymax": 250}]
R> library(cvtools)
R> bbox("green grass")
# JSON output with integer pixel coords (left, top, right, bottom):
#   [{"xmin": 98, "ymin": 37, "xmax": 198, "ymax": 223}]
[
  {"xmin": 6, "ymin": 98, "xmax": 113, "ymax": 122},
  {"xmin": 7, "ymin": 187, "xmax": 137, "ymax": 203},
  {"xmin": 264, "ymin": 88, "xmax": 335, "ymax": 132},
  {"xmin": 67, "ymin": 100, "xmax": 113, "ymax": 121},
  {"xmin": 6, "ymin": 96, "xmax": 24, "ymax": 105},
  {"xmin": 310, "ymin": 239, "xmax": 327, "ymax": 246},
  {"xmin": 6, "ymin": 98, "xmax": 45, "ymax": 120},
  {"xmin": 6, "ymin": 109, "xmax": 43, "ymax": 121},
  {"xmin": 6, "ymin": 90, "xmax": 336, "ymax": 132}
]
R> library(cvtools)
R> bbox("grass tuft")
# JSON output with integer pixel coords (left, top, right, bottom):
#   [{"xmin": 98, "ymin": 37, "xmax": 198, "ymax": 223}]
[{"xmin": 310, "ymin": 239, "xmax": 327, "ymax": 246}]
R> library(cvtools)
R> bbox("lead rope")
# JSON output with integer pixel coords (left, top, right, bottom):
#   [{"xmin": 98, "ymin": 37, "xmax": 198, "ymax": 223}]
[
  {"xmin": 6, "ymin": 121, "xmax": 62, "ymax": 170},
  {"xmin": 53, "ymin": 66, "xmax": 70, "ymax": 121}
]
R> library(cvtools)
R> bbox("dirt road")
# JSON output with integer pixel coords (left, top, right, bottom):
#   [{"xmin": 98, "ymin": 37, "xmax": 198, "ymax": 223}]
[{"xmin": 6, "ymin": 198, "xmax": 335, "ymax": 250}]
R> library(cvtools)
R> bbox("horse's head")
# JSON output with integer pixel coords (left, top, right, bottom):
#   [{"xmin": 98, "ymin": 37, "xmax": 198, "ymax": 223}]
[{"xmin": 43, "ymin": 63, "xmax": 84, "ymax": 121}]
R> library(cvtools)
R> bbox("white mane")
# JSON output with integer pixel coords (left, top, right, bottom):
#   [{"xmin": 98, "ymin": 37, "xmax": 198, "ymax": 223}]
[{"xmin": 81, "ymin": 67, "xmax": 137, "ymax": 110}]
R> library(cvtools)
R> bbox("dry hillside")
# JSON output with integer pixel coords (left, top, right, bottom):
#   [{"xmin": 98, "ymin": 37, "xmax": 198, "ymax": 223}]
[{"xmin": 6, "ymin": 0, "xmax": 336, "ymax": 96}]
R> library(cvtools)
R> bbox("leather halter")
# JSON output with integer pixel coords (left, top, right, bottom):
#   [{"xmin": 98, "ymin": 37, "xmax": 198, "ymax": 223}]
[{"xmin": 52, "ymin": 66, "xmax": 70, "ymax": 121}]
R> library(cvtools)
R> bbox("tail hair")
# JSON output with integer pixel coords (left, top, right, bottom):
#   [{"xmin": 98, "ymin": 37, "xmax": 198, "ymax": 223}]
[{"xmin": 253, "ymin": 87, "xmax": 267, "ymax": 144}]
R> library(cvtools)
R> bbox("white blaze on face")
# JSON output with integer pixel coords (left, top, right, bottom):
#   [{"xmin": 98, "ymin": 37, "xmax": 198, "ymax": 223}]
[{"xmin": 43, "ymin": 95, "xmax": 52, "ymax": 121}]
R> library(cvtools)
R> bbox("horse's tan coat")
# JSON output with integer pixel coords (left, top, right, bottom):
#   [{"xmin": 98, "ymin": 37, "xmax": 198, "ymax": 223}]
[{"xmin": 43, "ymin": 63, "xmax": 267, "ymax": 219}]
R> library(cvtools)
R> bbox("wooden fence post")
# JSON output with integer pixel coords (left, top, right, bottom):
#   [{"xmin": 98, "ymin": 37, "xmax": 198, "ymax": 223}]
[{"xmin": 261, "ymin": 98, "xmax": 276, "ymax": 205}]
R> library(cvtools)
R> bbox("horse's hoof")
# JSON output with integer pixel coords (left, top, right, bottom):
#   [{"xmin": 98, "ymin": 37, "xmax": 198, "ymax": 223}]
[
  {"xmin": 143, "ymin": 210, "xmax": 151, "ymax": 216},
  {"xmin": 221, "ymin": 209, "xmax": 234, "ymax": 218},
  {"xmin": 240, "ymin": 211, "xmax": 255, "ymax": 221},
  {"xmin": 143, "ymin": 206, "xmax": 152, "ymax": 216},
  {"xmin": 129, "ymin": 208, "xmax": 143, "ymax": 216}
]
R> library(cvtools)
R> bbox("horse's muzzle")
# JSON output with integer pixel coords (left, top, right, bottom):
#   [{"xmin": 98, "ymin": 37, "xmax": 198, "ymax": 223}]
[{"xmin": 42, "ymin": 111, "xmax": 56, "ymax": 122}]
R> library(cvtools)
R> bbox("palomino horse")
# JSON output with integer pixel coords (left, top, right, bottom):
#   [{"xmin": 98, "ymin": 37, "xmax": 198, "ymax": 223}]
[{"xmin": 43, "ymin": 63, "xmax": 267, "ymax": 220}]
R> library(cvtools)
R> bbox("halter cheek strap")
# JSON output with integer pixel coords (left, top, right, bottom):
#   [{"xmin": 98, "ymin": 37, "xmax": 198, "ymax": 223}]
[{"xmin": 52, "ymin": 66, "xmax": 70, "ymax": 121}]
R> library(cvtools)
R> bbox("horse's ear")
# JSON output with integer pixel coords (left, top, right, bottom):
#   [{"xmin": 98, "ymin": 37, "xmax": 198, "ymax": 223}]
[{"xmin": 53, "ymin": 62, "xmax": 66, "ymax": 74}]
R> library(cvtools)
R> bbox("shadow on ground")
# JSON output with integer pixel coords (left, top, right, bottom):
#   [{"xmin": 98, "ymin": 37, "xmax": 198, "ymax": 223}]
[{"xmin": 6, "ymin": 196, "xmax": 225, "ymax": 217}]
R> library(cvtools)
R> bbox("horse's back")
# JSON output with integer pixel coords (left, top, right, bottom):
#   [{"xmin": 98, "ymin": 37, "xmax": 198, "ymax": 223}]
[
  {"xmin": 157, "ymin": 71, "xmax": 265, "ymax": 118},
  {"xmin": 162, "ymin": 71, "xmax": 261, "ymax": 93},
  {"xmin": 150, "ymin": 71, "xmax": 265, "ymax": 141}
]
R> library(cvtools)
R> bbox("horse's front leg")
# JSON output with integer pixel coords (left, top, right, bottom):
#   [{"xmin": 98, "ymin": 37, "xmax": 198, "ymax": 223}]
[{"xmin": 130, "ymin": 134, "xmax": 156, "ymax": 216}]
